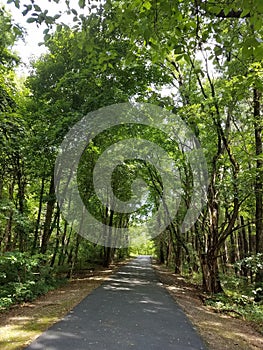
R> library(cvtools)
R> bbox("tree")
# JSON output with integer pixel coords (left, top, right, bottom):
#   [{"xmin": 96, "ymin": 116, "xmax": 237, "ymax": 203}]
[{"xmin": 4, "ymin": 0, "xmax": 263, "ymax": 293}]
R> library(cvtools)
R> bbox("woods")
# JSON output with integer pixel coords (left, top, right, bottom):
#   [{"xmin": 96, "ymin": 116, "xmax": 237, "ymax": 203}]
[{"xmin": 0, "ymin": 0, "xmax": 262, "ymax": 318}]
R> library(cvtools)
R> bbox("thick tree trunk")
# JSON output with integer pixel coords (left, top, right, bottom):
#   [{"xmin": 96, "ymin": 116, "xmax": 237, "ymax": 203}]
[
  {"xmin": 103, "ymin": 247, "xmax": 112, "ymax": 268},
  {"xmin": 174, "ymin": 243, "xmax": 182, "ymax": 274},
  {"xmin": 200, "ymin": 252, "xmax": 223, "ymax": 294}
]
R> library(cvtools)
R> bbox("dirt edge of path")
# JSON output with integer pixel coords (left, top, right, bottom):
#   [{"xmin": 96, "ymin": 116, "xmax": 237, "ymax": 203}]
[
  {"xmin": 153, "ymin": 263, "xmax": 263, "ymax": 350},
  {"xmin": 0, "ymin": 259, "xmax": 130, "ymax": 350}
]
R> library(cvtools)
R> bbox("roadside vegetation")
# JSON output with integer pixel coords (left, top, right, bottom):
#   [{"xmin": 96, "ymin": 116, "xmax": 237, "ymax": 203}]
[
  {"xmin": 0, "ymin": 0, "xmax": 262, "ymax": 334},
  {"xmin": 158, "ymin": 252, "xmax": 263, "ymax": 334}
]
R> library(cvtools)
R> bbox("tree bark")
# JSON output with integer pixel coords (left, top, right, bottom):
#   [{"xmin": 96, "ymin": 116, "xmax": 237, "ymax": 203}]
[
  {"xmin": 253, "ymin": 88, "xmax": 263, "ymax": 283},
  {"xmin": 200, "ymin": 252, "xmax": 223, "ymax": 294},
  {"xmin": 50, "ymin": 210, "xmax": 60, "ymax": 267},
  {"xmin": 41, "ymin": 176, "xmax": 56, "ymax": 254},
  {"xmin": 32, "ymin": 177, "xmax": 45, "ymax": 253},
  {"xmin": 254, "ymin": 89, "xmax": 263, "ymax": 251}
]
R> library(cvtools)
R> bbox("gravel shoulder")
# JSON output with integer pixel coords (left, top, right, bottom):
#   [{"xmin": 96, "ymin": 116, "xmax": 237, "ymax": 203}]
[{"xmin": 153, "ymin": 263, "xmax": 263, "ymax": 350}]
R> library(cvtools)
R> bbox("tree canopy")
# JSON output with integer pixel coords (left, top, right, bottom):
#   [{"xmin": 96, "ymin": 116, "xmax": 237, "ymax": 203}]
[{"xmin": 0, "ymin": 0, "xmax": 262, "ymax": 310}]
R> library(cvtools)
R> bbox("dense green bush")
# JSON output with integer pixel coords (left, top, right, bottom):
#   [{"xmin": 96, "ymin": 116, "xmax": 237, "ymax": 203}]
[
  {"xmin": 205, "ymin": 272, "xmax": 263, "ymax": 333},
  {"xmin": 0, "ymin": 252, "xmax": 61, "ymax": 310},
  {"xmin": 235, "ymin": 253, "xmax": 263, "ymax": 275}
]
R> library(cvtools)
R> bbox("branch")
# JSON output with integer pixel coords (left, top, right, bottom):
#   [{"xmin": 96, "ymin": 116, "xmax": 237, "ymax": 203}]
[
  {"xmin": 195, "ymin": 1, "xmax": 250, "ymax": 19},
  {"xmin": 215, "ymin": 9, "xmax": 250, "ymax": 19}
]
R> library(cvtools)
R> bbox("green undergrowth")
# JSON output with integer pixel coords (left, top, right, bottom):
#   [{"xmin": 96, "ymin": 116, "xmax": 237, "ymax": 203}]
[
  {"xmin": 179, "ymin": 266, "xmax": 263, "ymax": 334},
  {"xmin": 0, "ymin": 252, "xmax": 66, "ymax": 311},
  {"xmin": 205, "ymin": 274, "xmax": 263, "ymax": 334}
]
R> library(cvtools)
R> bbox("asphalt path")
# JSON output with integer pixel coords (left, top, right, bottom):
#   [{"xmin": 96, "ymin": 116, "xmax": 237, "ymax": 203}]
[{"xmin": 25, "ymin": 256, "xmax": 207, "ymax": 349}]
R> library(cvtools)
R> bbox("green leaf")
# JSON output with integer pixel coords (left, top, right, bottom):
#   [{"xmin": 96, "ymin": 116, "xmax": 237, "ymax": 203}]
[
  {"xmin": 183, "ymin": 54, "xmax": 190, "ymax": 65},
  {"xmin": 44, "ymin": 34, "xmax": 51, "ymax": 41},
  {"xmin": 240, "ymin": 8, "xmax": 250, "ymax": 17},
  {"xmin": 174, "ymin": 45, "xmax": 183, "ymax": 54},
  {"xmin": 26, "ymin": 17, "xmax": 36, "ymax": 23},
  {"xmin": 34, "ymin": 5, "xmax": 42, "ymax": 12},
  {"xmin": 56, "ymin": 24, "xmax": 62, "ymax": 32},
  {"xmin": 175, "ymin": 54, "xmax": 184, "ymax": 61},
  {"xmin": 223, "ymin": 8, "xmax": 231, "ymax": 16},
  {"xmin": 78, "ymin": 0, "xmax": 85, "ymax": 9},
  {"xmin": 143, "ymin": 1, "xmax": 152, "ymax": 10}
]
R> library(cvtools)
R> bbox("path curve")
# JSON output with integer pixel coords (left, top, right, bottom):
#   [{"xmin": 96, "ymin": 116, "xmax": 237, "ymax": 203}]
[{"xmin": 25, "ymin": 256, "xmax": 207, "ymax": 349}]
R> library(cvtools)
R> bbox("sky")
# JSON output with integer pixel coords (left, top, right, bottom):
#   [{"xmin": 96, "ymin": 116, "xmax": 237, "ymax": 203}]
[{"xmin": 3, "ymin": 0, "xmax": 87, "ymax": 75}]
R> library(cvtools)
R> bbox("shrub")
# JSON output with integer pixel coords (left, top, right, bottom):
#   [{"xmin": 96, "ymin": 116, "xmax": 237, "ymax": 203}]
[{"xmin": 0, "ymin": 252, "xmax": 61, "ymax": 310}]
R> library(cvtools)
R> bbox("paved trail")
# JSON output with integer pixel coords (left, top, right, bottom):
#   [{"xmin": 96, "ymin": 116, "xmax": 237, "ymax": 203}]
[{"xmin": 25, "ymin": 256, "xmax": 207, "ymax": 349}]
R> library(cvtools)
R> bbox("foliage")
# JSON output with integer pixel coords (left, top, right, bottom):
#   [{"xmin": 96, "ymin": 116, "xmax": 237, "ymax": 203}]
[
  {"xmin": 205, "ymin": 272, "xmax": 263, "ymax": 333},
  {"xmin": 235, "ymin": 253, "xmax": 263, "ymax": 275},
  {"xmin": 0, "ymin": 252, "xmax": 61, "ymax": 310}
]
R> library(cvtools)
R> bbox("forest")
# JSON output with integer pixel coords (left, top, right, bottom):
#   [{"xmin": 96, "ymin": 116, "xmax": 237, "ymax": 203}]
[{"xmin": 0, "ymin": 0, "xmax": 262, "ymax": 329}]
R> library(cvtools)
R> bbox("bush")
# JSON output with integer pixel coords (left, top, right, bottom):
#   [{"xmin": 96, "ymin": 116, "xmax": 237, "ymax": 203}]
[
  {"xmin": 0, "ymin": 252, "xmax": 61, "ymax": 310},
  {"xmin": 205, "ymin": 272, "xmax": 263, "ymax": 333},
  {"xmin": 235, "ymin": 253, "xmax": 263, "ymax": 276}
]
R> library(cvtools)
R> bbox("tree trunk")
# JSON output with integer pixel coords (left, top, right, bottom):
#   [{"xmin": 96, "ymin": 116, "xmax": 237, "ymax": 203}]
[
  {"xmin": 253, "ymin": 88, "xmax": 263, "ymax": 283},
  {"xmin": 50, "ymin": 211, "xmax": 60, "ymax": 267},
  {"xmin": 41, "ymin": 176, "xmax": 56, "ymax": 254},
  {"xmin": 200, "ymin": 253, "xmax": 223, "ymax": 294},
  {"xmin": 3, "ymin": 181, "xmax": 15, "ymax": 252},
  {"xmin": 67, "ymin": 234, "xmax": 81, "ymax": 279},
  {"xmin": 32, "ymin": 177, "xmax": 45, "ymax": 253},
  {"xmin": 58, "ymin": 221, "xmax": 68, "ymax": 266},
  {"xmin": 159, "ymin": 239, "xmax": 165, "ymax": 264},
  {"xmin": 4, "ymin": 210, "xmax": 13, "ymax": 252},
  {"xmin": 16, "ymin": 154, "xmax": 26, "ymax": 252},
  {"xmin": 239, "ymin": 216, "xmax": 249, "ymax": 277},
  {"xmin": 103, "ymin": 209, "xmax": 114, "ymax": 268},
  {"xmin": 248, "ymin": 220, "xmax": 254, "ymax": 282},
  {"xmin": 103, "ymin": 247, "xmax": 112, "ymax": 268},
  {"xmin": 174, "ymin": 244, "xmax": 182, "ymax": 274}
]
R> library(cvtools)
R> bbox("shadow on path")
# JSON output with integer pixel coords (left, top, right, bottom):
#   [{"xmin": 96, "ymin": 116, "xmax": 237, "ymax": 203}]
[{"xmin": 25, "ymin": 256, "xmax": 207, "ymax": 349}]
